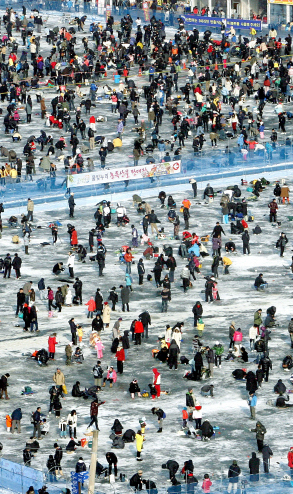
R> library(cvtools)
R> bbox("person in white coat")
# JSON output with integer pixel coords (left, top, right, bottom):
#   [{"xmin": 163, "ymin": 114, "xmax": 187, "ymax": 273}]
[
  {"xmin": 180, "ymin": 265, "xmax": 190, "ymax": 292},
  {"xmin": 172, "ymin": 328, "xmax": 181, "ymax": 350},
  {"xmin": 67, "ymin": 410, "xmax": 77, "ymax": 438},
  {"xmin": 192, "ymin": 399, "xmax": 202, "ymax": 429},
  {"xmin": 67, "ymin": 252, "xmax": 75, "ymax": 278},
  {"xmin": 65, "ymin": 288, "xmax": 72, "ymax": 306},
  {"xmin": 249, "ymin": 324, "xmax": 259, "ymax": 351},
  {"xmin": 165, "ymin": 325, "xmax": 172, "ymax": 345},
  {"xmin": 102, "ymin": 302, "xmax": 111, "ymax": 328}
]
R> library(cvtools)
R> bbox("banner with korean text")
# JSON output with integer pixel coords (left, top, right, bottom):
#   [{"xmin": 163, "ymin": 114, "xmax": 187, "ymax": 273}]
[
  {"xmin": 67, "ymin": 160, "xmax": 181, "ymax": 188},
  {"xmin": 180, "ymin": 15, "xmax": 262, "ymax": 31}
]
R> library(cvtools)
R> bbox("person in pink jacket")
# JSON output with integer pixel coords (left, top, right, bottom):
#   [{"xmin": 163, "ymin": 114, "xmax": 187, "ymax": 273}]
[
  {"xmin": 95, "ymin": 337, "xmax": 105, "ymax": 359},
  {"xmin": 85, "ymin": 297, "xmax": 96, "ymax": 318},
  {"xmin": 233, "ymin": 328, "xmax": 243, "ymax": 356},
  {"xmin": 47, "ymin": 287, "xmax": 54, "ymax": 311},
  {"xmin": 102, "ymin": 366, "xmax": 117, "ymax": 388},
  {"xmin": 202, "ymin": 474, "xmax": 212, "ymax": 493}
]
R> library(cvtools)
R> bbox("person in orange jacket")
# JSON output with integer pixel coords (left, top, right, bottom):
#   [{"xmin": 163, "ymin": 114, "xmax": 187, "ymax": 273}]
[
  {"xmin": 124, "ymin": 247, "xmax": 134, "ymax": 274},
  {"xmin": 85, "ymin": 297, "xmax": 96, "ymax": 318},
  {"xmin": 182, "ymin": 198, "xmax": 191, "ymax": 209},
  {"xmin": 182, "ymin": 407, "xmax": 188, "ymax": 428},
  {"xmin": 6, "ymin": 414, "xmax": 12, "ymax": 432}
]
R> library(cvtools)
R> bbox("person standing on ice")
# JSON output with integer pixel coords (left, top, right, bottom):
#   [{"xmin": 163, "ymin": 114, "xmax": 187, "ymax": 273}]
[
  {"xmin": 227, "ymin": 460, "xmax": 241, "ymax": 493},
  {"xmin": 68, "ymin": 192, "xmax": 75, "ymax": 218}
]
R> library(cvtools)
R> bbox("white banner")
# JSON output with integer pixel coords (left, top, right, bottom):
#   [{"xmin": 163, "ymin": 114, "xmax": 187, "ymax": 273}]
[{"xmin": 67, "ymin": 161, "xmax": 181, "ymax": 188}]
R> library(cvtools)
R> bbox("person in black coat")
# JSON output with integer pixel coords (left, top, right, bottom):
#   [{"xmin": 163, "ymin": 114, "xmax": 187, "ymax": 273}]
[
  {"xmin": 68, "ymin": 193, "xmax": 75, "ymax": 217},
  {"xmin": 129, "ymin": 379, "xmax": 141, "ymax": 398},
  {"xmin": 168, "ymin": 339, "xmax": 179, "ymax": 370},
  {"xmin": 54, "ymin": 444, "xmax": 63, "ymax": 473},
  {"xmin": 47, "ymin": 454, "xmax": 56, "ymax": 481},
  {"xmin": 95, "ymin": 288, "xmax": 103, "ymax": 314},
  {"xmin": 212, "ymin": 222, "xmax": 225, "ymax": 237},
  {"xmin": 193, "ymin": 352, "xmax": 203, "ymax": 380},
  {"xmin": 192, "ymin": 301, "xmax": 203, "ymax": 327},
  {"xmin": 249, "ymin": 452, "xmax": 260, "ymax": 481},
  {"xmin": 205, "ymin": 277, "xmax": 214, "ymax": 303},
  {"xmin": 108, "ymin": 287, "xmax": 118, "ymax": 311},
  {"xmin": 262, "ymin": 444, "xmax": 273, "ymax": 473},
  {"xmin": 137, "ymin": 259, "xmax": 145, "ymax": 285},
  {"xmin": 139, "ymin": 311, "xmax": 151, "ymax": 338},
  {"xmin": 123, "ymin": 429, "xmax": 135, "ymax": 442},
  {"xmin": 228, "ymin": 461, "xmax": 241, "ymax": 486},
  {"xmin": 211, "ymin": 256, "xmax": 220, "ymax": 278},
  {"xmin": 246, "ymin": 371, "xmax": 258, "ymax": 393},
  {"xmin": 16, "ymin": 288, "xmax": 25, "ymax": 315},
  {"xmin": 201, "ymin": 420, "xmax": 213, "ymax": 440},
  {"xmin": 69, "ymin": 318, "xmax": 77, "ymax": 345},
  {"xmin": 121, "ymin": 330, "xmax": 130, "ymax": 356},
  {"xmin": 75, "ymin": 457, "xmax": 86, "ymax": 472},
  {"xmin": 242, "ymin": 231, "xmax": 250, "ymax": 255},
  {"xmin": 106, "ymin": 452, "xmax": 118, "ymax": 477},
  {"xmin": 92, "ymin": 314, "xmax": 103, "ymax": 334},
  {"xmin": 130, "ymin": 471, "xmax": 143, "ymax": 490},
  {"xmin": 72, "ymin": 381, "xmax": 84, "ymax": 398},
  {"xmin": 232, "ymin": 369, "xmax": 247, "ymax": 380},
  {"xmin": 274, "ymin": 379, "xmax": 286, "ymax": 395},
  {"xmin": 143, "ymin": 479, "xmax": 158, "ymax": 494},
  {"xmin": 259, "ymin": 354, "xmax": 272, "ymax": 382},
  {"xmin": 73, "ymin": 277, "xmax": 83, "ymax": 303},
  {"xmin": 23, "ymin": 447, "xmax": 33, "ymax": 466},
  {"xmin": 203, "ymin": 184, "xmax": 214, "ymax": 200},
  {"xmin": 12, "ymin": 253, "xmax": 22, "ymax": 278},
  {"xmin": 111, "ymin": 419, "xmax": 123, "ymax": 434},
  {"xmin": 162, "ymin": 460, "xmax": 179, "ymax": 482}
]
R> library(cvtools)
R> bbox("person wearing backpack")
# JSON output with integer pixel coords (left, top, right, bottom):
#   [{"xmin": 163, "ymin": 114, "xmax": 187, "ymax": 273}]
[
  {"xmin": 3, "ymin": 253, "xmax": 12, "ymax": 278},
  {"xmin": 93, "ymin": 360, "xmax": 104, "ymax": 387},
  {"xmin": 212, "ymin": 341, "xmax": 224, "ymax": 368}
]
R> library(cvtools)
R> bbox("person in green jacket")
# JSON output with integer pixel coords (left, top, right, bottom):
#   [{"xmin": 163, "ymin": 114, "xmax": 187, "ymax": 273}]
[
  {"xmin": 254, "ymin": 309, "xmax": 262, "ymax": 327},
  {"xmin": 213, "ymin": 342, "xmax": 224, "ymax": 368}
]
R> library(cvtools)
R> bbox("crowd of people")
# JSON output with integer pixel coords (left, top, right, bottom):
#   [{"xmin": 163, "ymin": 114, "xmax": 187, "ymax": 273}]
[
  {"xmin": 1, "ymin": 3, "xmax": 293, "ymax": 494},
  {"xmin": 0, "ymin": 3, "xmax": 292, "ymax": 190}
]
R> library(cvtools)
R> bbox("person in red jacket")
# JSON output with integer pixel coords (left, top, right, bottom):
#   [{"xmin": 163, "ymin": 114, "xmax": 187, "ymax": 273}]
[
  {"xmin": 134, "ymin": 320, "xmax": 144, "ymax": 345},
  {"xmin": 71, "ymin": 228, "xmax": 78, "ymax": 246},
  {"xmin": 116, "ymin": 345, "xmax": 125, "ymax": 374},
  {"xmin": 288, "ymin": 446, "xmax": 293, "ymax": 478},
  {"xmin": 48, "ymin": 332, "xmax": 58, "ymax": 360},
  {"xmin": 85, "ymin": 297, "xmax": 96, "ymax": 318},
  {"xmin": 241, "ymin": 219, "xmax": 248, "ymax": 230}
]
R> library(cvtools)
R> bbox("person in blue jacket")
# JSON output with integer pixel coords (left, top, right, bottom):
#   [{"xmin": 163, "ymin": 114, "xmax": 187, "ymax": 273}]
[{"xmin": 248, "ymin": 392, "xmax": 257, "ymax": 420}]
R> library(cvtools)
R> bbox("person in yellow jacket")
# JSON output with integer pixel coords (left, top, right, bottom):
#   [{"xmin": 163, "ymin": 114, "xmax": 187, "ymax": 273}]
[
  {"xmin": 77, "ymin": 325, "xmax": 84, "ymax": 343},
  {"xmin": 10, "ymin": 168, "xmax": 17, "ymax": 179},
  {"xmin": 222, "ymin": 256, "xmax": 232, "ymax": 275},
  {"xmin": 135, "ymin": 430, "xmax": 145, "ymax": 461}
]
